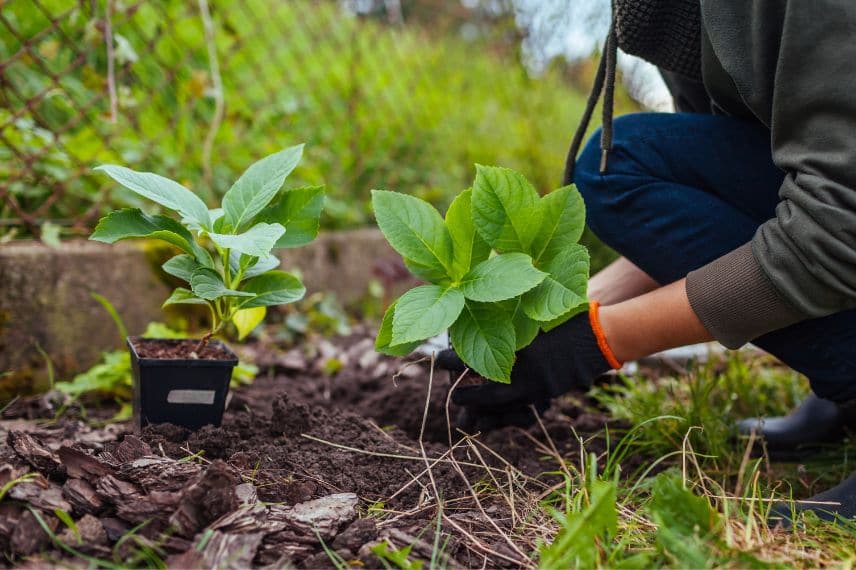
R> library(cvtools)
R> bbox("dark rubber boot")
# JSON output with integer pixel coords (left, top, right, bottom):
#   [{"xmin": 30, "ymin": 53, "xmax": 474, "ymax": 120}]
[
  {"xmin": 768, "ymin": 470, "xmax": 856, "ymax": 527},
  {"xmin": 736, "ymin": 394, "xmax": 854, "ymax": 460}
]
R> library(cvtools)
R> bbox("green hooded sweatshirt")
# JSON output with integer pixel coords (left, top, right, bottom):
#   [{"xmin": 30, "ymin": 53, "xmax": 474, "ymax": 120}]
[{"xmin": 674, "ymin": 1, "xmax": 856, "ymax": 348}]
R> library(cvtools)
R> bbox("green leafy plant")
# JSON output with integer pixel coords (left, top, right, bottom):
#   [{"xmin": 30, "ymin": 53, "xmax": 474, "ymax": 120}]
[
  {"xmin": 647, "ymin": 471, "xmax": 723, "ymax": 567},
  {"xmin": 371, "ymin": 541, "xmax": 424, "ymax": 570},
  {"xmin": 90, "ymin": 144, "xmax": 325, "ymax": 349},
  {"xmin": 538, "ymin": 478, "xmax": 618, "ymax": 569},
  {"xmin": 372, "ymin": 165, "xmax": 589, "ymax": 382}
]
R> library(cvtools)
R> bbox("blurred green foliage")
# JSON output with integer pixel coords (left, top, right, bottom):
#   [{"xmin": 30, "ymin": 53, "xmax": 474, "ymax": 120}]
[{"xmin": 1, "ymin": 0, "xmax": 623, "ymax": 267}]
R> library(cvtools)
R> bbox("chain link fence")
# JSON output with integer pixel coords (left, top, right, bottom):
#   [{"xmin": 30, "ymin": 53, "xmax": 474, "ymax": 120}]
[{"xmin": 1, "ymin": 0, "xmax": 601, "ymax": 241}]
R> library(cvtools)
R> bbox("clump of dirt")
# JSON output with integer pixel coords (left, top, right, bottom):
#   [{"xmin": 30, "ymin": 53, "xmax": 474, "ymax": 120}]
[{"xmin": 130, "ymin": 337, "xmax": 234, "ymax": 360}]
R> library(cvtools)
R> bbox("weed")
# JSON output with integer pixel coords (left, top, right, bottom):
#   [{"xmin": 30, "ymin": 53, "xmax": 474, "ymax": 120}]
[{"xmin": 372, "ymin": 541, "xmax": 424, "ymax": 570}]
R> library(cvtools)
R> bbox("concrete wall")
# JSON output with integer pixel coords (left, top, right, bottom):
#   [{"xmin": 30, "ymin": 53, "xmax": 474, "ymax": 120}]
[{"xmin": 0, "ymin": 229, "xmax": 398, "ymax": 400}]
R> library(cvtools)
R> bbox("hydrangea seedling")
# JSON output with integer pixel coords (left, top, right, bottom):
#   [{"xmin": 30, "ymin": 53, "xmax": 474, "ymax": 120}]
[
  {"xmin": 91, "ymin": 145, "xmax": 325, "ymax": 348},
  {"xmin": 372, "ymin": 165, "xmax": 589, "ymax": 383}
]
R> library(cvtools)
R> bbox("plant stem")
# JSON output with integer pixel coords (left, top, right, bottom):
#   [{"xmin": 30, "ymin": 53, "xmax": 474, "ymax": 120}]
[
  {"xmin": 194, "ymin": 331, "xmax": 214, "ymax": 354},
  {"xmin": 196, "ymin": 302, "xmax": 223, "ymax": 355},
  {"xmin": 194, "ymin": 319, "xmax": 225, "ymax": 355},
  {"xmin": 223, "ymin": 247, "xmax": 232, "ymax": 288}
]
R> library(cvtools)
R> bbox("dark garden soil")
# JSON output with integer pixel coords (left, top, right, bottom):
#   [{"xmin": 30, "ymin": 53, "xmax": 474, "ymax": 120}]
[
  {"xmin": 130, "ymin": 337, "xmax": 235, "ymax": 361},
  {"xmin": 0, "ymin": 326, "xmax": 630, "ymax": 568}
]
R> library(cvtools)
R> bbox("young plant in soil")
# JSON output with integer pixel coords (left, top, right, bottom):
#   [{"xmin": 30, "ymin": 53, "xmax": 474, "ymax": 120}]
[
  {"xmin": 90, "ymin": 144, "xmax": 324, "ymax": 428},
  {"xmin": 372, "ymin": 165, "xmax": 589, "ymax": 383}
]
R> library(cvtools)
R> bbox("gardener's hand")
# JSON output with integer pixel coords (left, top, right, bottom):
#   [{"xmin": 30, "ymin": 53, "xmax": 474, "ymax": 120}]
[{"xmin": 436, "ymin": 303, "xmax": 621, "ymax": 432}]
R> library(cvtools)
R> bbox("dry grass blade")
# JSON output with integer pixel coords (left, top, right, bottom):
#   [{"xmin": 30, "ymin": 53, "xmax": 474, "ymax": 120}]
[
  {"xmin": 299, "ymin": 433, "xmax": 504, "ymax": 473},
  {"xmin": 443, "ymin": 371, "xmax": 536, "ymax": 568}
]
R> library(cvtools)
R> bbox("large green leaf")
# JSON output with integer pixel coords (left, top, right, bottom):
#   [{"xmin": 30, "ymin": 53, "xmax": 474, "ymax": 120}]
[
  {"xmin": 450, "ymin": 301, "xmax": 516, "ymax": 383},
  {"xmin": 445, "ymin": 189, "xmax": 490, "ymax": 280},
  {"xmin": 222, "ymin": 145, "xmax": 304, "ymax": 230},
  {"xmin": 185, "ymin": 207, "xmax": 225, "ymax": 233},
  {"xmin": 90, "ymin": 208, "xmax": 211, "ymax": 265},
  {"xmin": 163, "ymin": 287, "xmax": 209, "ymax": 307},
  {"xmin": 471, "ymin": 165, "xmax": 541, "ymax": 252},
  {"xmin": 458, "ymin": 252, "xmax": 546, "ymax": 302},
  {"xmin": 403, "ymin": 258, "xmax": 452, "ymax": 286},
  {"xmin": 522, "ymin": 244, "xmax": 589, "ymax": 321},
  {"xmin": 531, "ymin": 185, "xmax": 586, "ymax": 265},
  {"xmin": 240, "ymin": 270, "xmax": 306, "ymax": 308},
  {"xmin": 371, "ymin": 190, "xmax": 453, "ymax": 278},
  {"xmin": 391, "ymin": 285, "xmax": 465, "ymax": 346},
  {"xmin": 95, "ymin": 165, "xmax": 210, "ymax": 230},
  {"xmin": 511, "ymin": 299, "xmax": 541, "ymax": 350},
  {"xmin": 161, "ymin": 254, "xmax": 203, "ymax": 283},
  {"xmin": 375, "ymin": 299, "xmax": 422, "ymax": 356},
  {"xmin": 259, "ymin": 185, "xmax": 325, "ymax": 248},
  {"xmin": 496, "ymin": 299, "xmax": 540, "ymax": 350},
  {"xmin": 190, "ymin": 268, "xmax": 255, "ymax": 301},
  {"xmin": 208, "ymin": 222, "xmax": 285, "ymax": 258}
]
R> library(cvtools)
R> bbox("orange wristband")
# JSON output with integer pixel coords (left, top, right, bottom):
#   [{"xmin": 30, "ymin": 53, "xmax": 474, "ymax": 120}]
[{"xmin": 589, "ymin": 301, "xmax": 622, "ymax": 370}]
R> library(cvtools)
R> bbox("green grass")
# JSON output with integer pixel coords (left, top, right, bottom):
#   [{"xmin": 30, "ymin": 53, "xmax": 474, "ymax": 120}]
[
  {"xmin": 366, "ymin": 351, "xmax": 856, "ymax": 569},
  {"xmin": 532, "ymin": 352, "xmax": 856, "ymax": 568}
]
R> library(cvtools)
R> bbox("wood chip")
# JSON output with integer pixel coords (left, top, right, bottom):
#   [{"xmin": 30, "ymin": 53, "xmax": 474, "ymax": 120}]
[
  {"xmin": 7, "ymin": 431, "xmax": 63, "ymax": 477},
  {"xmin": 208, "ymin": 503, "xmax": 268, "ymax": 534},
  {"xmin": 258, "ymin": 532, "xmax": 317, "ymax": 564},
  {"xmin": 168, "ymin": 460, "xmax": 239, "ymax": 536},
  {"xmin": 71, "ymin": 422, "xmax": 127, "ymax": 448},
  {"xmin": 116, "ymin": 490, "xmax": 181, "ymax": 524},
  {"xmin": 58, "ymin": 446, "xmax": 115, "ymax": 482},
  {"xmin": 235, "ymin": 482, "xmax": 258, "ymax": 506},
  {"xmin": 332, "ymin": 518, "xmax": 378, "ymax": 552},
  {"xmin": 118, "ymin": 456, "xmax": 202, "ymax": 493},
  {"xmin": 0, "ymin": 462, "xmax": 30, "ymax": 487},
  {"xmin": 0, "ymin": 503, "xmax": 23, "ymax": 541},
  {"xmin": 10, "ymin": 509, "xmax": 55, "ymax": 556},
  {"xmin": 268, "ymin": 492, "xmax": 359, "ymax": 540},
  {"xmin": 99, "ymin": 517, "xmax": 130, "ymax": 542},
  {"xmin": 62, "ymin": 478, "xmax": 105, "ymax": 515},
  {"xmin": 7, "ymin": 476, "xmax": 72, "ymax": 513},
  {"xmin": 95, "ymin": 474, "xmax": 141, "ymax": 505},
  {"xmin": 113, "ymin": 435, "xmax": 152, "ymax": 463},
  {"xmin": 59, "ymin": 514, "xmax": 107, "ymax": 548},
  {"xmin": 169, "ymin": 530, "xmax": 263, "ymax": 569}
]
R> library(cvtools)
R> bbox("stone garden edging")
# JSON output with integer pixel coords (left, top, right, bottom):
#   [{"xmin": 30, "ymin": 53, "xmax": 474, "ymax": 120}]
[{"xmin": 0, "ymin": 228, "xmax": 396, "ymax": 399}]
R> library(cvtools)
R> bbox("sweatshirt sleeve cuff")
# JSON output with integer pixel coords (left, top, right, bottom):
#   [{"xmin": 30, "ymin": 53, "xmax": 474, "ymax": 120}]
[{"xmin": 685, "ymin": 242, "xmax": 805, "ymax": 349}]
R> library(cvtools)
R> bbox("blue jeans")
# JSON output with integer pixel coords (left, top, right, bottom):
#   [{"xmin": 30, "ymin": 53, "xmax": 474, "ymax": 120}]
[{"xmin": 575, "ymin": 112, "xmax": 856, "ymax": 403}]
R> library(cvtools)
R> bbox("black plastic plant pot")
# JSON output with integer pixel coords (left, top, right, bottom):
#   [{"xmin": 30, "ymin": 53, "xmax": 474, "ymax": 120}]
[{"xmin": 127, "ymin": 336, "xmax": 237, "ymax": 432}]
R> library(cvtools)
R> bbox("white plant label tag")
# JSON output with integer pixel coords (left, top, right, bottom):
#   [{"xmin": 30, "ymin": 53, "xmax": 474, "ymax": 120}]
[{"xmin": 166, "ymin": 389, "xmax": 216, "ymax": 405}]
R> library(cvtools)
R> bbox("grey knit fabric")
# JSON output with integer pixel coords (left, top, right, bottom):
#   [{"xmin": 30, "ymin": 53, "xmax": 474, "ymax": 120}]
[{"xmin": 613, "ymin": 0, "xmax": 702, "ymax": 81}]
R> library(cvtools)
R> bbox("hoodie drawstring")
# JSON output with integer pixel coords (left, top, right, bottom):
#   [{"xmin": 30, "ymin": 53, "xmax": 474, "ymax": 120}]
[{"xmin": 562, "ymin": 16, "xmax": 618, "ymax": 186}]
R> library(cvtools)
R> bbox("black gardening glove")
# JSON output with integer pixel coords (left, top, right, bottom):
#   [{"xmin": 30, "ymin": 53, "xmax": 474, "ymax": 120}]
[{"xmin": 436, "ymin": 308, "xmax": 617, "ymax": 432}]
